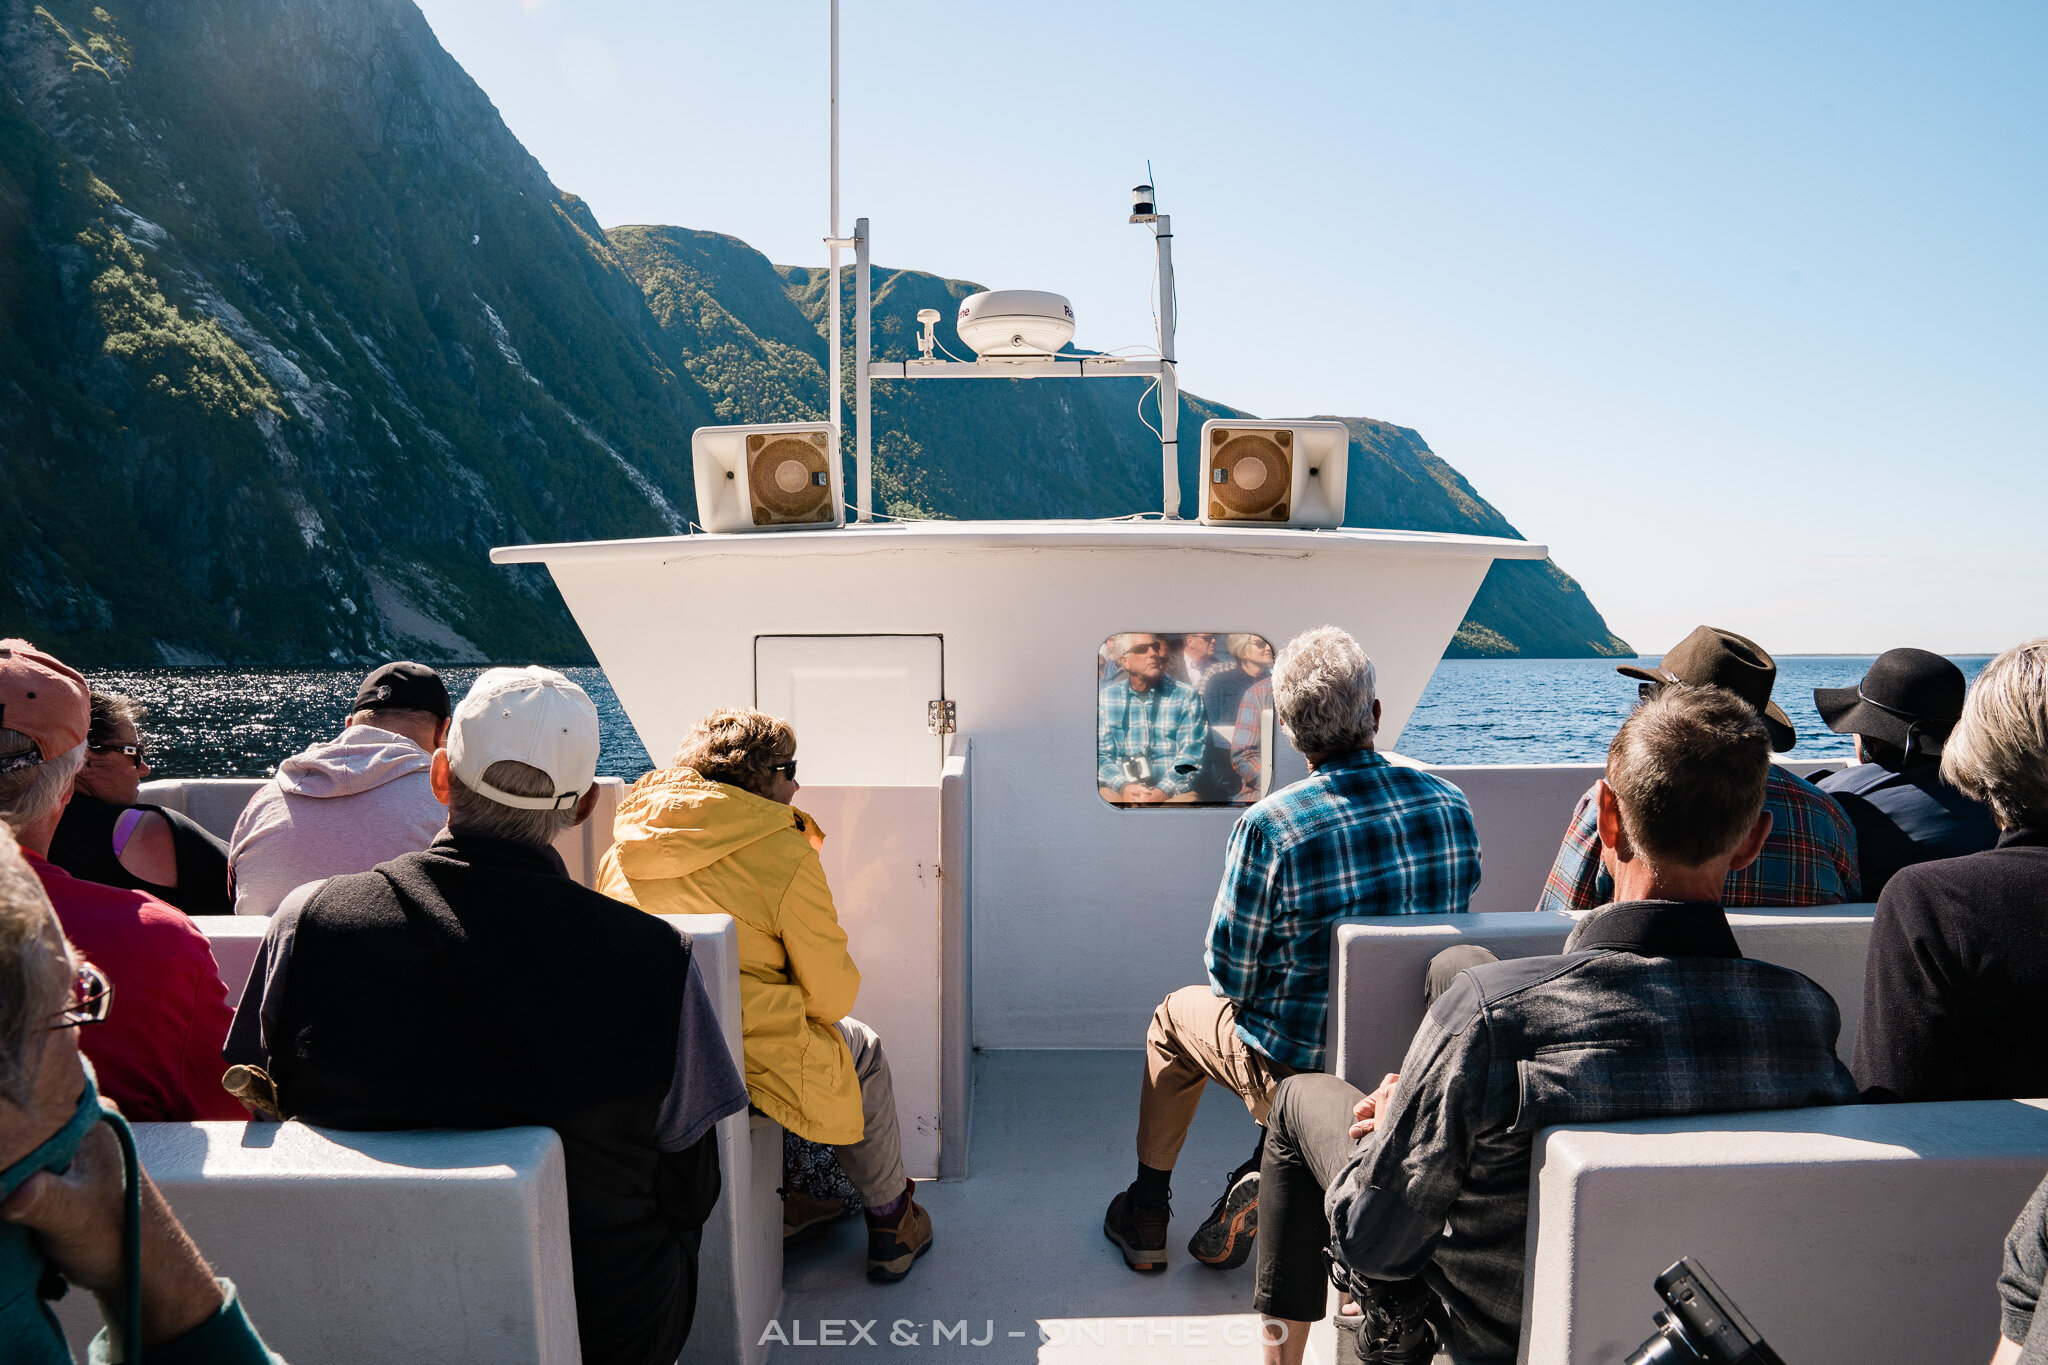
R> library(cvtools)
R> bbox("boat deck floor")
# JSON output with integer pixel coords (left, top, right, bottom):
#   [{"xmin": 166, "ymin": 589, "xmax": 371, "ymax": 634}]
[{"xmin": 776, "ymin": 1049, "xmax": 1346, "ymax": 1363}]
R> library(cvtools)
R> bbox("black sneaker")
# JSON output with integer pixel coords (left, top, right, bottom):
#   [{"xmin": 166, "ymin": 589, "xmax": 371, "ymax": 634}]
[
  {"xmin": 1354, "ymin": 1291, "xmax": 1438, "ymax": 1364},
  {"xmin": 1187, "ymin": 1166, "xmax": 1258, "ymax": 1268},
  {"xmin": 1103, "ymin": 1190, "xmax": 1170, "ymax": 1272}
]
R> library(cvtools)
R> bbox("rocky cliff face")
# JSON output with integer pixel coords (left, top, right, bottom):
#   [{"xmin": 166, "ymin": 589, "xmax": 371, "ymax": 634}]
[
  {"xmin": 1, "ymin": 0, "xmax": 1627, "ymax": 663},
  {"xmin": 1, "ymin": 0, "xmax": 705, "ymax": 663}
]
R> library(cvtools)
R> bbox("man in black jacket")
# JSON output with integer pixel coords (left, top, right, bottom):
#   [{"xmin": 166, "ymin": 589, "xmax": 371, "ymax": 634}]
[
  {"xmin": 226, "ymin": 667, "xmax": 747, "ymax": 1365},
  {"xmin": 1252, "ymin": 686, "xmax": 1859, "ymax": 1364}
]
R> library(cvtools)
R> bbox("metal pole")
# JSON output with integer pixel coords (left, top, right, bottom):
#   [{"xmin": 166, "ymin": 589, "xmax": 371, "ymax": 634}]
[
  {"xmin": 1154, "ymin": 215, "xmax": 1180, "ymax": 517},
  {"xmin": 855, "ymin": 217, "xmax": 872, "ymax": 523},
  {"xmin": 827, "ymin": 0, "xmax": 841, "ymax": 458}
]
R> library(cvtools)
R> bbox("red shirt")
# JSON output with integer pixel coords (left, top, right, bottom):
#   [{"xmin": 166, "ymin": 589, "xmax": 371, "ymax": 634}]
[{"xmin": 26, "ymin": 849, "xmax": 242, "ymax": 1121}]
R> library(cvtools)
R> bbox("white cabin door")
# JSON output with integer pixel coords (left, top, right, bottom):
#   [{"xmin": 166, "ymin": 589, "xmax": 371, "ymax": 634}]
[{"xmin": 753, "ymin": 634, "xmax": 944, "ymax": 788}]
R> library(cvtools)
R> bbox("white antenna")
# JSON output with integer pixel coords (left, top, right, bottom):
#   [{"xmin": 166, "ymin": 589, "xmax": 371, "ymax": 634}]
[{"xmin": 826, "ymin": 0, "xmax": 840, "ymax": 458}]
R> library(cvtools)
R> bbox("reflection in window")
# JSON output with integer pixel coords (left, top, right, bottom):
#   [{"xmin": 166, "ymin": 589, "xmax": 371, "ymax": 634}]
[{"xmin": 1097, "ymin": 632, "xmax": 1275, "ymax": 807}]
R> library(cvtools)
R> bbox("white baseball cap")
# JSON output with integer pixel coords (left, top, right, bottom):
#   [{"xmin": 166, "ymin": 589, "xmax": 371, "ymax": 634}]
[{"xmin": 447, "ymin": 667, "xmax": 600, "ymax": 811}]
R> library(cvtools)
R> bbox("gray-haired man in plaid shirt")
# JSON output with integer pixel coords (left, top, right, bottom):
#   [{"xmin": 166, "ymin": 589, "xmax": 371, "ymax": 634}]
[{"xmin": 1102, "ymin": 627, "xmax": 1482, "ymax": 1279}]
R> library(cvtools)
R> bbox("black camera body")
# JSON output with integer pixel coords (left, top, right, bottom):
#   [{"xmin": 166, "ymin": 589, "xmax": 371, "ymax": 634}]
[{"xmin": 1623, "ymin": 1258, "xmax": 1785, "ymax": 1365}]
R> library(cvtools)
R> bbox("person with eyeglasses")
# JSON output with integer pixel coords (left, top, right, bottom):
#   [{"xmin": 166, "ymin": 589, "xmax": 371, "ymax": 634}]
[
  {"xmin": 47, "ymin": 690, "xmax": 231, "ymax": 915},
  {"xmin": 0, "ymin": 641, "xmax": 240, "ymax": 1124},
  {"xmin": 1535, "ymin": 625, "xmax": 1861, "ymax": 913},
  {"xmin": 599, "ymin": 707, "xmax": 936, "ymax": 1285},
  {"xmin": 0, "ymin": 838, "xmax": 285, "ymax": 1363},
  {"xmin": 1099, "ymin": 632, "xmax": 1211, "ymax": 805}
]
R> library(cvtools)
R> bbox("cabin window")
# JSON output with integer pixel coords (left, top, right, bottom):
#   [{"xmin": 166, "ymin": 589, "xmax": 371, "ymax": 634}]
[{"xmin": 1097, "ymin": 632, "xmax": 1276, "ymax": 807}]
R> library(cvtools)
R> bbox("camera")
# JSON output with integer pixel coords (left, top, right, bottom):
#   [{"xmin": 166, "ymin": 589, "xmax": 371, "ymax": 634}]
[
  {"xmin": 1119, "ymin": 756, "xmax": 1154, "ymax": 784},
  {"xmin": 1624, "ymin": 1258, "xmax": 1784, "ymax": 1365}
]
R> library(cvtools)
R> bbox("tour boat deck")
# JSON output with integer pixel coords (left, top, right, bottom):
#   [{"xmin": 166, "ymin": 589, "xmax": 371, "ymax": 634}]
[{"xmin": 777, "ymin": 1049, "xmax": 1352, "ymax": 1363}]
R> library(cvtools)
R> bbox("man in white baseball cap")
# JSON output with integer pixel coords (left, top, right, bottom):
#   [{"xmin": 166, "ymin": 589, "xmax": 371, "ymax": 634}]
[{"xmin": 225, "ymin": 666, "xmax": 747, "ymax": 1365}]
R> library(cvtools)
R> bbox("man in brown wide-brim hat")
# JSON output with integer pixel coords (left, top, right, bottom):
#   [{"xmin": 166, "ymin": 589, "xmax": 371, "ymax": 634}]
[
  {"xmin": 1536, "ymin": 625, "xmax": 1864, "ymax": 912},
  {"xmin": 1807, "ymin": 647, "xmax": 1999, "ymax": 898}
]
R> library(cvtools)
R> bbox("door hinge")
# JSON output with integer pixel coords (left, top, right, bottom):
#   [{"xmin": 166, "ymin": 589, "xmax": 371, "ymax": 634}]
[{"xmin": 928, "ymin": 699, "xmax": 957, "ymax": 735}]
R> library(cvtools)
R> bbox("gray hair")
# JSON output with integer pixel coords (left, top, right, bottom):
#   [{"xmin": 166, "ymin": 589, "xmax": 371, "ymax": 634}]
[
  {"xmin": 1271, "ymin": 627, "xmax": 1378, "ymax": 754},
  {"xmin": 445, "ymin": 759, "xmax": 575, "ymax": 849},
  {"xmin": 1941, "ymin": 638, "xmax": 2048, "ymax": 832},
  {"xmin": 0, "ymin": 836, "xmax": 75, "ymax": 1108},
  {"xmin": 0, "ymin": 729, "xmax": 87, "ymax": 829}
]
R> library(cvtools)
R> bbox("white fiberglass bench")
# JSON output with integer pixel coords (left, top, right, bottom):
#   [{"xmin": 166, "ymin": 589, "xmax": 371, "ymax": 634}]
[
  {"xmin": 175, "ymin": 911, "xmax": 777, "ymax": 1365},
  {"xmin": 51, "ymin": 1121, "xmax": 580, "ymax": 1364},
  {"xmin": 1525, "ymin": 1098, "xmax": 2048, "ymax": 1364},
  {"xmin": 1325, "ymin": 907, "xmax": 1877, "ymax": 1092}
]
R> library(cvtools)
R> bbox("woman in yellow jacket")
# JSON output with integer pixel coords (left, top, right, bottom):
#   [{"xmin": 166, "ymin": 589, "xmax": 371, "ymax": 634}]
[{"xmin": 597, "ymin": 708, "xmax": 933, "ymax": 1282}]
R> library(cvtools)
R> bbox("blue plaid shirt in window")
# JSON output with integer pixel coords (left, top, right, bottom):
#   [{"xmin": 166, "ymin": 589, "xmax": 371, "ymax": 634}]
[
  {"xmin": 1206, "ymin": 750, "xmax": 1483, "ymax": 1070},
  {"xmin": 1098, "ymin": 674, "xmax": 1209, "ymax": 797}
]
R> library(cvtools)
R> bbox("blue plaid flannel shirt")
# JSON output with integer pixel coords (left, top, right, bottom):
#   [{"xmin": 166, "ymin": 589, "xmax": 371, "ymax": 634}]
[
  {"xmin": 1206, "ymin": 750, "xmax": 1483, "ymax": 1070},
  {"xmin": 1098, "ymin": 674, "xmax": 1209, "ymax": 797}
]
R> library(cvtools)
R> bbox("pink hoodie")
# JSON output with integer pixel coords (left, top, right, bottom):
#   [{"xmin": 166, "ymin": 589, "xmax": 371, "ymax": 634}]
[{"xmin": 227, "ymin": 724, "xmax": 448, "ymax": 916}]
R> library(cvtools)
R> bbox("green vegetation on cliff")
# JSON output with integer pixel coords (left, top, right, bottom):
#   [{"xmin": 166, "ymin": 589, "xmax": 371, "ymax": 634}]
[{"xmin": 2, "ymin": 0, "xmax": 1626, "ymax": 663}]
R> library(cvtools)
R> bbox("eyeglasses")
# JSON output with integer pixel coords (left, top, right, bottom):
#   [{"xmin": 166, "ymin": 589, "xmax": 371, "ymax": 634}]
[
  {"xmin": 52, "ymin": 962, "xmax": 112, "ymax": 1030},
  {"xmin": 1125, "ymin": 642, "xmax": 1166, "ymax": 655},
  {"xmin": 770, "ymin": 760, "xmax": 798, "ymax": 780},
  {"xmin": 88, "ymin": 742, "xmax": 145, "ymax": 766}
]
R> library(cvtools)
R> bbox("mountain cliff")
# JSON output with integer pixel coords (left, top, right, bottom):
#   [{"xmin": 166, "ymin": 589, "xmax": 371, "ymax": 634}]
[{"xmin": 0, "ymin": 0, "xmax": 1627, "ymax": 664}]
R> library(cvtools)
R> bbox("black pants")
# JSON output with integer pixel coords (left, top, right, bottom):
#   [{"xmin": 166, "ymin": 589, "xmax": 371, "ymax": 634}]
[{"xmin": 1253, "ymin": 945, "xmax": 1499, "ymax": 1321}]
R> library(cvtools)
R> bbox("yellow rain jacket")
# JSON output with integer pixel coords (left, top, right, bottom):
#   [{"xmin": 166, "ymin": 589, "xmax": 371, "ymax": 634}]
[{"xmin": 597, "ymin": 768, "xmax": 864, "ymax": 1145}]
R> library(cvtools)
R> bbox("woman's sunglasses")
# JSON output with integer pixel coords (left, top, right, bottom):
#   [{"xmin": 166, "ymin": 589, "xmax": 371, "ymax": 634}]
[
  {"xmin": 52, "ymin": 961, "xmax": 112, "ymax": 1029},
  {"xmin": 770, "ymin": 760, "xmax": 798, "ymax": 781},
  {"xmin": 87, "ymin": 742, "xmax": 145, "ymax": 767}
]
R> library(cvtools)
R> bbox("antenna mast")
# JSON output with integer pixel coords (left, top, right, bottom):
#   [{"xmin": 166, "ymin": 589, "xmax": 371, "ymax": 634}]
[{"xmin": 827, "ymin": 0, "xmax": 840, "ymax": 460}]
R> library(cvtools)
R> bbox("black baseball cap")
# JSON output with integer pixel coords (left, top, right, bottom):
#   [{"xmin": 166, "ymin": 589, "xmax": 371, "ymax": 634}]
[{"xmin": 351, "ymin": 661, "xmax": 451, "ymax": 720}]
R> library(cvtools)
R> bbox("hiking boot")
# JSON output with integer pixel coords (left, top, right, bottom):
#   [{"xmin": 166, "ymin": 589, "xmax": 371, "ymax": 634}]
[
  {"xmin": 783, "ymin": 1191, "xmax": 849, "ymax": 1245},
  {"xmin": 1103, "ymin": 1190, "xmax": 1170, "ymax": 1272},
  {"xmin": 1187, "ymin": 1165, "xmax": 1258, "ymax": 1268},
  {"xmin": 866, "ymin": 1180, "xmax": 933, "ymax": 1282},
  {"xmin": 1353, "ymin": 1288, "xmax": 1438, "ymax": 1364}
]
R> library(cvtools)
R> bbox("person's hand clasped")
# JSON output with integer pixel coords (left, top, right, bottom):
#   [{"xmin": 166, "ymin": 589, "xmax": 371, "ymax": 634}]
[
  {"xmin": 1349, "ymin": 1072, "xmax": 1400, "ymax": 1140},
  {"xmin": 0, "ymin": 1118, "xmax": 129, "ymax": 1293}
]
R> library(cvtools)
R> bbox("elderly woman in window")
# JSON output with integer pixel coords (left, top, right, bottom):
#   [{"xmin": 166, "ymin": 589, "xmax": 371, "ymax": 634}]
[
  {"xmin": 1854, "ymin": 638, "xmax": 2048, "ymax": 1105},
  {"xmin": 597, "ymin": 709, "xmax": 935, "ymax": 1284}
]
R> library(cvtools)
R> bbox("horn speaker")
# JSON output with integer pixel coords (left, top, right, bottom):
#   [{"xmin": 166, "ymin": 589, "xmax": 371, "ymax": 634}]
[
  {"xmin": 691, "ymin": 422, "xmax": 845, "ymax": 533},
  {"xmin": 1197, "ymin": 420, "xmax": 1350, "ymax": 529}
]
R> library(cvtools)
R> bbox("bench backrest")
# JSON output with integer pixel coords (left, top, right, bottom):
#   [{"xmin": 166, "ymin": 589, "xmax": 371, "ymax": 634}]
[
  {"xmin": 53, "ymin": 1122, "xmax": 579, "ymax": 1364},
  {"xmin": 1527, "ymin": 1098, "xmax": 2048, "ymax": 1363},
  {"xmin": 1327, "ymin": 906, "xmax": 1876, "ymax": 1090}
]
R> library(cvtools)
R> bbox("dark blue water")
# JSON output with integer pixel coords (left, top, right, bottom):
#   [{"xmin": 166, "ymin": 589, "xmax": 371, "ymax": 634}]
[{"xmin": 80, "ymin": 656, "xmax": 1991, "ymax": 780}]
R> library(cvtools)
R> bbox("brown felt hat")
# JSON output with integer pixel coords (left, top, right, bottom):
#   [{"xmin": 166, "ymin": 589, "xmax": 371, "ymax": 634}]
[{"xmin": 1618, "ymin": 625, "xmax": 1797, "ymax": 753}]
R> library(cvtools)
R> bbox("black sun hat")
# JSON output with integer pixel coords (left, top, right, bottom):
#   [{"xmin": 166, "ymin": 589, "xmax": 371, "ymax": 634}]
[
  {"xmin": 1813, "ymin": 648, "xmax": 1967, "ymax": 759},
  {"xmin": 1618, "ymin": 625, "xmax": 1797, "ymax": 753}
]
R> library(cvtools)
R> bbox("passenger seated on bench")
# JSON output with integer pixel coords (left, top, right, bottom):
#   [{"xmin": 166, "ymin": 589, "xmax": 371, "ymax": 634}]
[
  {"xmin": 1809, "ymin": 649, "xmax": 1997, "ymax": 898},
  {"xmin": 47, "ymin": 689, "xmax": 231, "ymax": 915},
  {"xmin": 1101, "ymin": 626, "xmax": 1481, "ymax": 1277},
  {"xmin": 224, "ymin": 668, "xmax": 747, "ymax": 1365},
  {"xmin": 226, "ymin": 661, "xmax": 452, "ymax": 917},
  {"xmin": 0, "ymin": 838, "xmax": 281, "ymax": 1362},
  {"xmin": 1537, "ymin": 625, "xmax": 1861, "ymax": 912},
  {"xmin": 597, "ymin": 708, "xmax": 936, "ymax": 1284},
  {"xmin": 1992, "ymin": 1167, "xmax": 2048, "ymax": 1365},
  {"xmin": 0, "ymin": 641, "xmax": 240, "ymax": 1122},
  {"xmin": 1855, "ymin": 638, "xmax": 2048, "ymax": 1104},
  {"xmin": 1260, "ymin": 685, "xmax": 1858, "ymax": 1365}
]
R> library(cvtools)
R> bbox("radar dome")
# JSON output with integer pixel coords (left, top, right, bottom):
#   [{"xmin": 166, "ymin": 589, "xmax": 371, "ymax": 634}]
[{"xmin": 956, "ymin": 290, "xmax": 1076, "ymax": 358}]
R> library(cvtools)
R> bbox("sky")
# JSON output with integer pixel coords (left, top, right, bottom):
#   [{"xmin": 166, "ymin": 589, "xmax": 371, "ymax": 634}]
[{"xmin": 412, "ymin": 0, "xmax": 2045, "ymax": 655}]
